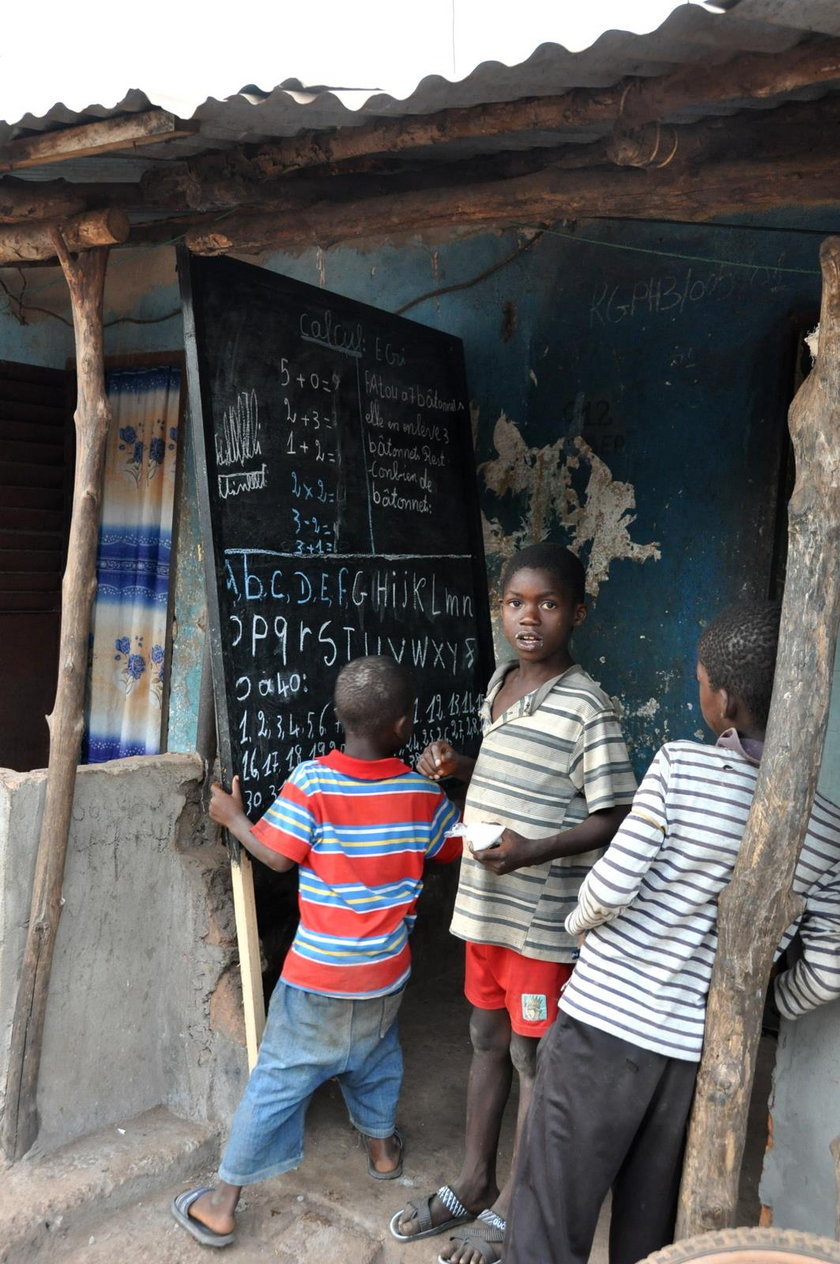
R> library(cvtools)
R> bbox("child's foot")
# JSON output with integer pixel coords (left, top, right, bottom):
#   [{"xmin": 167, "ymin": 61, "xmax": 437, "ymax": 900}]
[
  {"xmin": 171, "ymin": 1183, "xmax": 239, "ymax": 1247},
  {"xmin": 188, "ymin": 1188, "xmax": 236, "ymax": 1235},
  {"xmin": 366, "ymin": 1128, "xmax": 404, "ymax": 1179}
]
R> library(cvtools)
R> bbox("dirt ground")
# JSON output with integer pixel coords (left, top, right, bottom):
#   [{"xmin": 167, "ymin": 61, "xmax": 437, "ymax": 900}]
[{"xmin": 1, "ymin": 957, "xmax": 775, "ymax": 1262}]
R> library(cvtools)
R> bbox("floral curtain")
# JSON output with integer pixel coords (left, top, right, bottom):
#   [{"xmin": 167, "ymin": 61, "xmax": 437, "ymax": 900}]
[{"xmin": 83, "ymin": 364, "xmax": 181, "ymax": 761}]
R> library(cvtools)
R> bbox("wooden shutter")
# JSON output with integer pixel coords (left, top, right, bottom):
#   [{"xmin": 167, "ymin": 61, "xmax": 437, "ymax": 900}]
[{"xmin": 0, "ymin": 359, "xmax": 71, "ymax": 770}]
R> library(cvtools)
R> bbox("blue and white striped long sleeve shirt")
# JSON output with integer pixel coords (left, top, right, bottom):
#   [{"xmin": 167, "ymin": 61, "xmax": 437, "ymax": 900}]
[{"xmin": 561, "ymin": 732, "xmax": 840, "ymax": 1060}]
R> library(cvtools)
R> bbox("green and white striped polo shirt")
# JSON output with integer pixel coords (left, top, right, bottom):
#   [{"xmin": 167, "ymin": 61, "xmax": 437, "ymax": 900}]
[{"xmin": 449, "ymin": 662, "xmax": 637, "ymax": 962}]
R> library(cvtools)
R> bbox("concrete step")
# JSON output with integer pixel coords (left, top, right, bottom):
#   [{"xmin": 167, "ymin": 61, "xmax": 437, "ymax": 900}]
[
  {"xmin": 54, "ymin": 1186, "xmax": 391, "ymax": 1263},
  {"xmin": 0, "ymin": 1106, "xmax": 219, "ymax": 1263}
]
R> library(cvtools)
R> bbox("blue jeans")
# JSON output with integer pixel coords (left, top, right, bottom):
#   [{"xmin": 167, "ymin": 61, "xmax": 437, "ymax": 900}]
[{"xmin": 219, "ymin": 979, "xmax": 404, "ymax": 1185}]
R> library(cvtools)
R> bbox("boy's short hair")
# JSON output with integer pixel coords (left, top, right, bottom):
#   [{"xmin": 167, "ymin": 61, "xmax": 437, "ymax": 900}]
[
  {"xmin": 334, "ymin": 656, "xmax": 416, "ymax": 736},
  {"xmin": 697, "ymin": 601, "xmax": 782, "ymax": 728},
  {"xmin": 500, "ymin": 543, "xmax": 586, "ymax": 604}
]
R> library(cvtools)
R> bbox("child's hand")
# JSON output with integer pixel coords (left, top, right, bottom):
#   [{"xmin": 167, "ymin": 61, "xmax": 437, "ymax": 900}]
[
  {"xmin": 417, "ymin": 740, "xmax": 461, "ymax": 780},
  {"xmin": 209, "ymin": 775, "xmax": 246, "ymax": 828},
  {"xmin": 470, "ymin": 827, "xmax": 529, "ymax": 874}
]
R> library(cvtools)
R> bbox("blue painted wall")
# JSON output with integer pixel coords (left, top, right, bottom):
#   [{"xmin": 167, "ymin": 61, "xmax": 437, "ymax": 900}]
[
  {"xmin": 256, "ymin": 217, "xmax": 824, "ymax": 772},
  {"xmin": 0, "ymin": 220, "xmax": 828, "ymax": 771}
]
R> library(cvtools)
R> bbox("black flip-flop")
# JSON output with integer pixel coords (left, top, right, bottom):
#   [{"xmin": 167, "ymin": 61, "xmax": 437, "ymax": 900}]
[
  {"xmin": 389, "ymin": 1184, "xmax": 475, "ymax": 1241},
  {"xmin": 171, "ymin": 1186, "xmax": 235, "ymax": 1248}
]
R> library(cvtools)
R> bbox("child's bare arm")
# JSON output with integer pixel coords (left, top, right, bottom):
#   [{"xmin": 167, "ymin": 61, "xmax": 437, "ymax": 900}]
[
  {"xmin": 209, "ymin": 776, "xmax": 296, "ymax": 874},
  {"xmin": 416, "ymin": 740, "xmax": 476, "ymax": 785},
  {"xmin": 471, "ymin": 804, "xmax": 631, "ymax": 876}
]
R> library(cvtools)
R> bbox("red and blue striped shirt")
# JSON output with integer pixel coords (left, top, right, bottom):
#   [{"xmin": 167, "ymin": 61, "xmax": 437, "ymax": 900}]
[{"xmin": 250, "ymin": 749, "xmax": 461, "ymax": 999}]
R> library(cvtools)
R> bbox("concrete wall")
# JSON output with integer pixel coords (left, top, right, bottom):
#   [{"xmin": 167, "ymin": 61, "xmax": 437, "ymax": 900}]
[{"xmin": 0, "ymin": 757, "xmax": 246, "ymax": 1153}]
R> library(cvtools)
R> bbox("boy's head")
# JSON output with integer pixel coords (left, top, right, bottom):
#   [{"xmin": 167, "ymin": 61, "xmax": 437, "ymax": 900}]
[
  {"xmin": 499, "ymin": 543, "xmax": 587, "ymax": 668},
  {"xmin": 334, "ymin": 655, "xmax": 416, "ymax": 751},
  {"xmin": 696, "ymin": 601, "xmax": 781, "ymax": 736},
  {"xmin": 500, "ymin": 543, "xmax": 586, "ymax": 605}
]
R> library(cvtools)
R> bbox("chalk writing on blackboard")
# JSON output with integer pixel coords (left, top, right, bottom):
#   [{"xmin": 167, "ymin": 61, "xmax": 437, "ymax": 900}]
[{"xmin": 181, "ymin": 254, "xmax": 493, "ymax": 817}]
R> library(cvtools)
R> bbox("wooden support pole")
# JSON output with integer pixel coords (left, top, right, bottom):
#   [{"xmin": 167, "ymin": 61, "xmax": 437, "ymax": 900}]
[
  {"xmin": 0, "ymin": 237, "xmax": 111, "ymax": 1162},
  {"xmin": 0, "ymin": 208, "xmax": 128, "ymax": 265},
  {"xmin": 676, "ymin": 236, "xmax": 840, "ymax": 1237}
]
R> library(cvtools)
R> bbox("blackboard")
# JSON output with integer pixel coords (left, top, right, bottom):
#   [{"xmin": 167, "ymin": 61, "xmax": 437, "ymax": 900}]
[{"xmin": 180, "ymin": 254, "xmax": 494, "ymax": 820}]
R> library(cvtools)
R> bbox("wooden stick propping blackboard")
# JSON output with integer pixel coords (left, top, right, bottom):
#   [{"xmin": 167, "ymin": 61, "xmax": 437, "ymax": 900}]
[{"xmin": 229, "ymin": 850, "xmax": 265, "ymax": 1069}]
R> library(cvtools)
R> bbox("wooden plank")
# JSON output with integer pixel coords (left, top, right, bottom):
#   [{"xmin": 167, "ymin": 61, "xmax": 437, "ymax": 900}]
[
  {"xmin": 0, "ymin": 487, "xmax": 64, "ymax": 512},
  {"xmin": 229, "ymin": 852, "xmax": 266, "ymax": 1070},
  {"xmin": 0, "ymin": 548, "xmax": 63, "ymax": 573},
  {"xmin": 677, "ymin": 236, "xmax": 840, "ymax": 1235},
  {"xmin": 1, "ymin": 439, "xmax": 65, "ymax": 466},
  {"xmin": 0, "ymin": 553, "xmax": 62, "ymax": 577},
  {"xmin": 0, "ymin": 529, "xmax": 62, "ymax": 552},
  {"xmin": 0, "ymin": 420, "xmax": 67, "ymax": 446},
  {"xmin": 0, "ymin": 506, "xmax": 64, "ymax": 532},
  {"xmin": 0, "ymin": 571, "xmax": 61, "ymax": 591},
  {"xmin": 0, "ymin": 592, "xmax": 60, "ymax": 613},
  {"xmin": 0, "ymin": 359, "xmax": 67, "ymax": 386},
  {"xmin": 0, "ymin": 380, "xmax": 67, "ymax": 407},
  {"xmin": 0, "ymin": 111, "xmax": 197, "ymax": 172},
  {"xmin": 0, "ymin": 403, "xmax": 68, "ymax": 429},
  {"xmin": 0, "ymin": 461, "xmax": 64, "ymax": 489}
]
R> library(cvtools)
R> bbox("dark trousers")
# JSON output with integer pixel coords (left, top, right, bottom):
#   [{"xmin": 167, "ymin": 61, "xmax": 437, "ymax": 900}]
[{"xmin": 505, "ymin": 1013, "xmax": 698, "ymax": 1264}]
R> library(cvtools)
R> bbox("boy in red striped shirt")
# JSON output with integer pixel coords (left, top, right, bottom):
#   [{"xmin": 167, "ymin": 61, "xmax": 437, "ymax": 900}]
[{"xmin": 172, "ymin": 655, "xmax": 461, "ymax": 1249}]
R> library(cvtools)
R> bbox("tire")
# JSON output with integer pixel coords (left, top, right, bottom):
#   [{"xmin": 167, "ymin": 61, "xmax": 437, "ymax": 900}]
[{"xmin": 637, "ymin": 1227, "xmax": 840, "ymax": 1264}]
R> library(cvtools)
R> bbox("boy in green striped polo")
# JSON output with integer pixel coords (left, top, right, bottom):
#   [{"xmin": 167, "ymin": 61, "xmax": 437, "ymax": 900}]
[{"xmin": 390, "ymin": 543, "xmax": 636, "ymax": 1263}]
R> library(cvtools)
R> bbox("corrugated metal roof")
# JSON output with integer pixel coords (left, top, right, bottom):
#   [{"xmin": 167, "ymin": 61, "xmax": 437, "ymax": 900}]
[{"xmin": 2, "ymin": 1, "xmax": 840, "ymax": 188}]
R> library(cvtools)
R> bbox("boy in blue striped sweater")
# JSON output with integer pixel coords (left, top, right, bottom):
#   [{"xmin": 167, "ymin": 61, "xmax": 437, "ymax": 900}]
[{"xmin": 504, "ymin": 602, "xmax": 840, "ymax": 1264}]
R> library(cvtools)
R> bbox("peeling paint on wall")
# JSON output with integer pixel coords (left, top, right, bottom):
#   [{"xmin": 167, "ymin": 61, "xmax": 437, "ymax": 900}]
[{"xmin": 479, "ymin": 410, "xmax": 661, "ymax": 597}]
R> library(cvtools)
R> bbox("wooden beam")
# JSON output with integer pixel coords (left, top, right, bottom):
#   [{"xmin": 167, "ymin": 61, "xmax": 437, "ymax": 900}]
[
  {"xmin": 182, "ymin": 151, "xmax": 840, "ymax": 255},
  {"xmin": 238, "ymin": 36, "xmax": 840, "ymax": 176},
  {"xmin": 144, "ymin": 143, "xmax": 590, "ymax": 215},
  {"xmin": 0, "ymin": 110, "xmax": 197, "ymax": 173},
  {"xmin": 676, "ymin": 235, "xmax": 840, "ymax": 1237},
  {"xmin": 1, "ymin": 237, "xmax": 112, "ymax": 1161},
  {"xmin": 137, "ymin": 89, "xmax": 840, "ymax": 226},
  {"xmin": 0, "ymin": 177, "xmax": 85, "ymax": 223},
  {"xmin": 0, "ymin": 208, "xmax": 129, "ymax": 264}
]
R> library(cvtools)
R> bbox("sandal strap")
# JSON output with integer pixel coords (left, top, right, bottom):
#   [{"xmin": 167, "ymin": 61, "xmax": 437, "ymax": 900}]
[
  {"xmin": 477, "ymin": 1208, "xmax": 507, "ymax": 1234},
  {"xmin": 437, "ymin": 1184, "xmax": 471, "ymax": 1220}
]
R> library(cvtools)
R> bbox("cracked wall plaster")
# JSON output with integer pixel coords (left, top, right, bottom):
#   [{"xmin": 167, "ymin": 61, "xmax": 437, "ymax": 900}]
[{"xmin": 479, "ymin": 411, "xmax": 661, "ymax": 598}]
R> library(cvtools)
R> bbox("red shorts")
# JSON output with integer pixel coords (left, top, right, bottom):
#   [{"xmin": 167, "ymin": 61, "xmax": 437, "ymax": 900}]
[{"xmin": 464, "ymin": 942, "xmax": 573, "ymax": 1038}]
